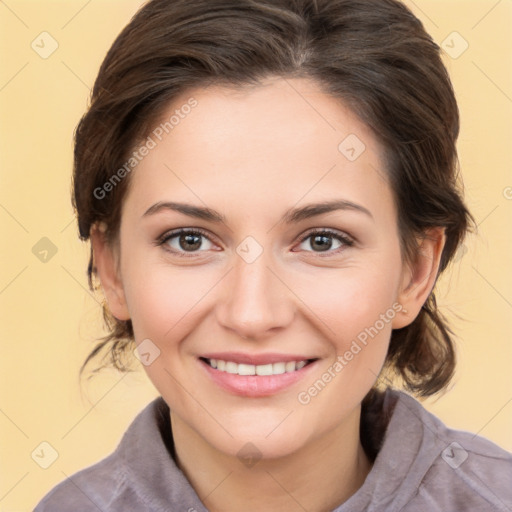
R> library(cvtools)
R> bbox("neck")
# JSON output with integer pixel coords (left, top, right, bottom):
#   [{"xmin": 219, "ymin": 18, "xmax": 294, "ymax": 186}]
[{"xmin": 170, "ymin": 406, "xmax": 372, "ymax": 512}]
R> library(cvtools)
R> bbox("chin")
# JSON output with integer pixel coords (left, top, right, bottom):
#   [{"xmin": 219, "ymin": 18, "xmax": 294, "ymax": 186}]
[
  {"xmin": 172, "ymin": 400, "xmax": 314, "ymax": 461},
  {"xmin": 211, "ymin": 425, "xmax": 310, "ymax": 462}
]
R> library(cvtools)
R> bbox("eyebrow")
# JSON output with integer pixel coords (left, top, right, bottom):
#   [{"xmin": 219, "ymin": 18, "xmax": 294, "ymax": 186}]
[{"xmin": 142, "ymin": 199, "xmax": 373, "ymax": 223}]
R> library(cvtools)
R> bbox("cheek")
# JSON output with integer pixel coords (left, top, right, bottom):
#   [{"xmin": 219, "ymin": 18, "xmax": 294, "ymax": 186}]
[
  {"xmin": 122, "ymin": 262, "xmax": 217, "ymax": 341},
  {"xmin": 292, "ymin": 261, "xmax": 400, "ymax": 400},
  {"xmin": 299, "ymin": 264, "xmax": 401, "ymax": 344},
  {"xmin": 296, "ymin": 277, "xmax": 396, "ymax": 416},
  {"xmin": 123, "ymin": 265, "xmax": 216, "ymax": 406}
]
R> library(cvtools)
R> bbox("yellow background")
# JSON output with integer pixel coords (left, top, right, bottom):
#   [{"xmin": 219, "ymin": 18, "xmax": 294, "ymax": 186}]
[{"xmin": 0, "ymin": 0, "xmax": 511, "ymax": 509}]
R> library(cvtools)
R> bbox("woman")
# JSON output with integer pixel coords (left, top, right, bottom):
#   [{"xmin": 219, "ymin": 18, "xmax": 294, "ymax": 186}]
[{"xmin": 35, "ymin": 0, "xmax": 512, "ymax": 510}]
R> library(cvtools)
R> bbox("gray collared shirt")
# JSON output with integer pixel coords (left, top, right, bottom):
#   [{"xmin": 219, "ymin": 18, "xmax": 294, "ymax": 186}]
[{"xmin": 34, "ymin": 389, "xmax": 512, "ymax": 511}]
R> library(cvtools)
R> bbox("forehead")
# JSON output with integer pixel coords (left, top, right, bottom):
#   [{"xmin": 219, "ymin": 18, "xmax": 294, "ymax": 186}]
[
  {"xmin": 157, "ymin": 76, "xmax": 377, "ymax": 161},
  {"xmin": 124, "ymin": 76, "xmax": 395, "ymax": 226}
]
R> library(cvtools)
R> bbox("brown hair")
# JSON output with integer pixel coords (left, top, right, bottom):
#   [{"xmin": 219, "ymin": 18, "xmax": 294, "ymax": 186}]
[{"xmin": 74, "ymin": 0, "xmax": 475, "ymax": 397}]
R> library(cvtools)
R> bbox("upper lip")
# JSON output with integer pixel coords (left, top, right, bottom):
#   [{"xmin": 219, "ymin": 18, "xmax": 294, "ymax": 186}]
[{"xmin": 200, "ymin": 352, "xmax": 317, "ymax": 365}]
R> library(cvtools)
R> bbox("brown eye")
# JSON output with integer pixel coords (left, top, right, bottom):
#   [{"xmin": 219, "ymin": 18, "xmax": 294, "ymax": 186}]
[
  {"xmin": 296, "ymin": 229, "xmax": 354, "ymax": 254},
  {"xmin": 158, "ymin": 228, "xmax": 216, "ymax": 256},
  {"xmin": 309, "ymin": 234, "xmax": 335, "ymax": 252},
  {"xmin": 177, "ymin": 232, "xmax": 203, "ymax": 251}
]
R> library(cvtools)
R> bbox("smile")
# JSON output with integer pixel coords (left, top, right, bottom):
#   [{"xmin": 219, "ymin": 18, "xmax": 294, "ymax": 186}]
[
  {"xmin": 198, "ymin": 355, "xmax": 319, "ymax": 397},
  {"xmin": 201, "ymin": 357, "xmax": 315, "ymax": 376}
]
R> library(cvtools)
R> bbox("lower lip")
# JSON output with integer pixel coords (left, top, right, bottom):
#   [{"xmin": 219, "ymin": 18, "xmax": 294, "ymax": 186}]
[{"xmin": 199, "ymin": 359, "xmax": 318, "ymax": 397}]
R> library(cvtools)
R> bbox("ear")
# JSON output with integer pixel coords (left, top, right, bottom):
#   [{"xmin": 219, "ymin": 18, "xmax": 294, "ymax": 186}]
[
  {"xmin": 90, "ymin": 223, "xmax": 130, "ymax": 321},
  {"xmin": 392, "ymin": 227, "xmax": 446, "ymax": 329}
]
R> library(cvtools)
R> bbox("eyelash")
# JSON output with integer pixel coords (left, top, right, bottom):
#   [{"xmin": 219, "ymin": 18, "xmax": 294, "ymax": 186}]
[
  {"xmin": 156, "ymin": 227, "xmax": 355, "ymax": 258},
  {"xmin": 297, "ymin": 228, "xmax": 355, "ymax": 255}
]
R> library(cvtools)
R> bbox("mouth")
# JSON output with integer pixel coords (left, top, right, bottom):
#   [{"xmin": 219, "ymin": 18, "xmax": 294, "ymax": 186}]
[
  {"xmin": 198, "ymin": 354, "xmax": 319, "ymax": 397},
  {"xmin": 200, "ymin": 357, "xmax": 316, "ymax": 376}
]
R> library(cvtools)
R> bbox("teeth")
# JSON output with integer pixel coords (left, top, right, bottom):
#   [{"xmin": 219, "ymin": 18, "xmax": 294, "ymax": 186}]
[
  {"xmin": 205, "ymin": 358, "xmax": 310, "ymax": 375},
  {"xmin": 225, "ymin": 361, "xmax": 238, "ymax": 374},
  {"xmin": 256, "ymin": 363, "xmax": 273, "ymax": 376},
  {"xmin": 273, "ymin": 362, "xmax": 286, "ymax": 375},
  {"xmin": 238, "ymin": 363, "xmax": 256, "ymax": 375},
  {"xmin": 285, "ymin": 361, "xmax": 296, "ymax": 372}
]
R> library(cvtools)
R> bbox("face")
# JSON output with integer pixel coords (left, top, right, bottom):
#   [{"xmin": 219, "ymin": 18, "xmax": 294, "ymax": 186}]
[{"xmin": 95, "ymin": 76, "xmax": 434, "ymax": 460}]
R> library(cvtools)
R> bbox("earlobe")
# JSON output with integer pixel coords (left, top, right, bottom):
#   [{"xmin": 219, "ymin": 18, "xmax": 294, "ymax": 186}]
[
  {"xmin": 392, "ymin": 227, "xmax": 446, "ymax": 329},
  {"xmin": 90, "ymin": 224, "xmax": 130, "ymax": 321}
]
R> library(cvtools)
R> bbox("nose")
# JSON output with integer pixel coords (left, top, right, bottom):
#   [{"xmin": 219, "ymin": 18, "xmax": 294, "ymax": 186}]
[{"xmin": 215, "ymin": 249, "xmax": 294, "ymax": 341}]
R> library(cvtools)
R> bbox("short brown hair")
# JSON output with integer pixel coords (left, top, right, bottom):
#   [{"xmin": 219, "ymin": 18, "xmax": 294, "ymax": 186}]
[{"xmin": 74, "ymin": 0, "xmax": 475, "ymax": 396}]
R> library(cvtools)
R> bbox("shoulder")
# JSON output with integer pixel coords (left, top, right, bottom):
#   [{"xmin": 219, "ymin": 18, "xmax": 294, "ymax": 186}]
[
  {"xmin": 33, "ymin": 451, "xmax": 130, "ymax": 511},
  {"xmin": 33, "ymin": 398, "xmax": 166, "ymax": 512},
  {"xmin": 390, "ymin": 390, "xmax": 512, "ymax": 511}
]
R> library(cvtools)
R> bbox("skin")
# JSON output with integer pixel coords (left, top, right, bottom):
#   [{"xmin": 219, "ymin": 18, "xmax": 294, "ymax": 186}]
[{"xmin": 91, "ymin": 76, "xmax": 445, "ymax": 512}]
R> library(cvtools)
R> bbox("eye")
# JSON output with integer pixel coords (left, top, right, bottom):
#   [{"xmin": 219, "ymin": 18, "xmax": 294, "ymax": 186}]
[
  {"xmin": 295, "ymin": 229, "xmax": 354, "ymax": 255},
  {"xmin": 157, "ymin": 228, "xmax": 218, "ymax": 256}
]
